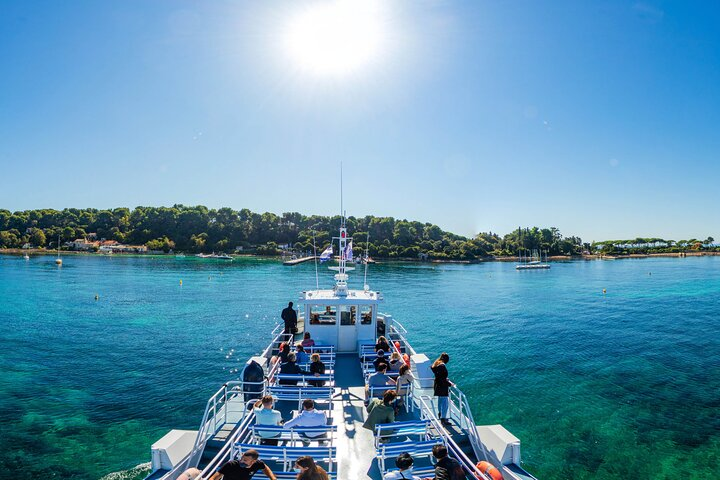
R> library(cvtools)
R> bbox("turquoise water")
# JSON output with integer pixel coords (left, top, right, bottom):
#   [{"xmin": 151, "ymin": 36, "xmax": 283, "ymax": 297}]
[{"xmin": 1, "ymin": 255, "xmax": 718, "ymax": 479}]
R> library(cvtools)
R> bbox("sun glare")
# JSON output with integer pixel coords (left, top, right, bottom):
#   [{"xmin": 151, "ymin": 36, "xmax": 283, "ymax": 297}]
[{"xmin": 284, "ymin": 1, "xmax": 385, "ymax": 77}]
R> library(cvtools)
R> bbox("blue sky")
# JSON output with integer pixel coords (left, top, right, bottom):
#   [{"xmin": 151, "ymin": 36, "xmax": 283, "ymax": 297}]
[{"xmin": 1, "ymin": 1, "xmax": 718, "ymax": 242}]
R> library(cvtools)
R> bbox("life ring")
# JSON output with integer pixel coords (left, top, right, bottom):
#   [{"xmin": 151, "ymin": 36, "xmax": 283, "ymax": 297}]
[
  {"xmin": 475, "ymin": 461, "xmax": 503, "ymax": 480},
  {"xmin": 394, "ymin": 340, "xmax": 401, "ymax": 351},
  {"xmin": 402, "ymin": 353, "xmax": 410, "ymax": 365}
]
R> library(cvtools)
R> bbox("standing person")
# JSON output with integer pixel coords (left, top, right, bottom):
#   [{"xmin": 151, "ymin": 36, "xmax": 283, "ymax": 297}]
[
  {"xmin": 431, "ymin": 353, "xmax": 454, "ymax": 426},
  {"xmin": 293, "ymin": 456, "xmax": 329, "ymax": 480},
  {"xmin": 281, "ymin": 301, "xmax": 298, "ymax": 336},
  {"xmin": 209, "ymin": 449, "xmax": 277, "ymax": 480}
]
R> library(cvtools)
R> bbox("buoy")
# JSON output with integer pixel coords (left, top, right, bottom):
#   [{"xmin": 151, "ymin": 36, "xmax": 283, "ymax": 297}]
[
  {"xmin": 602, "ymin": 288, "xmax": 606, "ymax": 294},
  {"xmin": 180, "ymin": 279, "xmax": 183, "ymax": 286},
  {"xmin": 394, "ymin": 341, "xmax": 401, "ymax": 351},
  {"xmin": 402, "ymin": 353, "xmax": 410, "ymax": 366},
  {"xmin": 95, "ymin": 294, "xmax": 99, "ymax": 301},
  {"xmin": 475, "ymin": 461, "xmax": 503, "ymax": 480}
]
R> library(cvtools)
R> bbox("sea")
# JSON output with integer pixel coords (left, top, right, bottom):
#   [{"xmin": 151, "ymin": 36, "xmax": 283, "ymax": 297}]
[{"xmin": 0, "ymin": 254, "xmax": 718, "ymax": 480}]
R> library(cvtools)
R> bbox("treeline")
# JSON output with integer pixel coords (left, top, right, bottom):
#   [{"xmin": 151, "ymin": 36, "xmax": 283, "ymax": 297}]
[{"xmin": 0, "ymin": 206, "xmax": 586, "ymax": 260}]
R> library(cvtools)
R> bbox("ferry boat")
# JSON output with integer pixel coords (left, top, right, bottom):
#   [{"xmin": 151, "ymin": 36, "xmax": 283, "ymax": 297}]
[{"xmin": 144, "ymin": 219, "xmax": 538, "ymax": 480}]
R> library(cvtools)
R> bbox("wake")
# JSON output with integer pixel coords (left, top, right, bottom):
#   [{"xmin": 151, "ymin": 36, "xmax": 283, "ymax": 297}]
[{"xmin": 99, "ymin": 462, "xmax": 152, "ymax": 480}]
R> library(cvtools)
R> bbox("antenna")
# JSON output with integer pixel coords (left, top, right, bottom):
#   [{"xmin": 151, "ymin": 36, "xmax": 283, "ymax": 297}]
[
  {"xmin": 312, "ymin": 230, "xmax": 319, "ymax": 289},
  {"xmin": 363, "ymin": 231, "xmax": 370, "ymax": 289},
  {"xmin": 340, "ymin": 162, "xmax": 344, "ymax": 223}
]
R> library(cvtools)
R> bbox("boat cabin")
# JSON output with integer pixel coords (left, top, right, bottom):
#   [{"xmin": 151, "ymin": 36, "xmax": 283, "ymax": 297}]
[{"xmin": 298, "ymin": 287, "xmax": 383, "ymax": 353}]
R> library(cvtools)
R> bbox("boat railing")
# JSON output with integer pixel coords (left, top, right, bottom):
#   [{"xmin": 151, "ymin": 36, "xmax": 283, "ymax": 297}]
[
  {"xmin": 386, "ymin": 316, "xmax": 418, "ymax": 357},
  {"xmin": 197, "ymin": 401, "xmax": 258, "ymax": 479},
  {"xmin": 448, "ymin": 385, "xmax": 489, "ymax": 464},
  {"xmin": 416, "ymin": 395, "xmax": 493, "ymax": 480}
]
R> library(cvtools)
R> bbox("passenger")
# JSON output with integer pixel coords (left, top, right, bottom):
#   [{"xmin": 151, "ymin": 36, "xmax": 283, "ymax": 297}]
[
  {"xmin": 382, "ymin": 452, "xmax": 422, "ymax": 480},
  {"xmin": 366, "ymin": 363, "xmax": 396, "ymax": 401},
  {"xmin": 375, "ymin": 336, "xmax": 391, "ymax": 353},
  {"xmin": 293, "ymin": 455, "xmax": 329, "ymax": 480},
  {"xmin": 277, "ymin": 342, "xmax": 291, "ymax": 364},
  {"xmin": 430, "ymin": 444, "xmax": 464, "ymax": 480},
  {"xmin": 396, "ymin": 364, "xmax": 415, "ymax": 397},
  {"xmin": 253, "ymin": 395, "xmax": 282, "ymax": 445},
  {"xmin": 373, "ymin": 350, "xmax": 389, "ymax": 372},
  {"xmin": 279, "ymin": 353, "xmax": 310, "ymax": 385},
  {"xmin": 301, "ymin": 331, "xmax": 315, "ymax": 348},
  {"xmin": 284, "ymin": 399, "xmax": 328, "ymax": 440},
  {"xmin": 308, "ymin": 353, "xmax": 326, "ymax": 387},
  {"xmin": 388, "ymin": 351, "xmax": 403, "ymax": 372},
  {"xmin": 281, "ymin": 301, "xmax": 298, "ymax": 335},
  {"xmin": 295, "ymin": 344, "xmax": 310, "ymax": 365},
  {"xmin": 209, "ymin": 449, "xmax": 277, "ymax": 480},
  {"xmin": 178, "ymin": 467, "xmax": 201, "ymax": 480},
  {"xmin": 363, "ymin": 390, "xmax": 397, "ymax": 430},
  {"xmin": 431, "ymin": 353, "xmax": 454, "ymax": 426}
]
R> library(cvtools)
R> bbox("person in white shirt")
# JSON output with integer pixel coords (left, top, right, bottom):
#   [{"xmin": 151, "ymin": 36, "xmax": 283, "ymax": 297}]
[
  {"xmin": 253, "ymin": 395, "xmax": 283, "ymax": 445},
  {"xmin": 383, "ymin": 452, "xmax": 422, "ymax": 480},
  {"xmin": 283, "ymin": 399, "xmax": 328, "ymax": 440}
]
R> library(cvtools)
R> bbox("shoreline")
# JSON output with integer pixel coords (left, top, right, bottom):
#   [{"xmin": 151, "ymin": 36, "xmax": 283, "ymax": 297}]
[{"xmin": 4, "ymin": 249, "xmax": 719, "ymax": 263}]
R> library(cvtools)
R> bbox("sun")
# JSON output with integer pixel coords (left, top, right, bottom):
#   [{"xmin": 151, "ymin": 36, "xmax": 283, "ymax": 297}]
[{"xmin": 283, "ymin": 1, "xmax": 385, "ymax": 77}]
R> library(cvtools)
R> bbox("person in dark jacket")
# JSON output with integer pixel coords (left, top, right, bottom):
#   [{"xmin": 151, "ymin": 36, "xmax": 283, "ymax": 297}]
[
  {"xmin": 279, "ymin": 353, "xmax": 309, "ymax": 385},
  {"xmin": 375, "ymin": 336, "xmax": 391, "ymax": 353},
  {"xmin": 308, "ymin": 353, "xmax": 326, "ymax": 387},
  {"xmin": 281, "ymin": 301, "xmax": 298, "ymax": 335},
  {"xmin": 430, "ymin": 444, "xmax": 464, "ymax": 480},
  {"xmin": 431, "ymin": 353, "xmax": 454, "ymax": 426},
  {"xmin": 373, "ymin": 350, "xmax": 389, "ymax": 372}
]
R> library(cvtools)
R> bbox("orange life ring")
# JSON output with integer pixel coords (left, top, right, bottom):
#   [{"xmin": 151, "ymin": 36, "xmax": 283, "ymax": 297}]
[
  {"xmin": 402, "ymin": 353, "xmax": 410, "ymax": 365},
  {"xmin": 475, "ymin": 461, "xmax": 503, "ymax": 480},
  {"xmin": 394, "ymin": 341, "xmax": 401, "ymax": 350}
]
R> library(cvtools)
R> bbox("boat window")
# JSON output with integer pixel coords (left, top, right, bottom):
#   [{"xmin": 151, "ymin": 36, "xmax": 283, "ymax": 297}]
[
  {"xmin": 340, "ymin": 305, "xmax": 356, "ymax": 326},
  {"xmin": 360, "ymin": 305, "xmax": 373, "ymax": 325},
  {"xmin": 309, "ymin": 305, "xmax": 336, "ymax": 325}
]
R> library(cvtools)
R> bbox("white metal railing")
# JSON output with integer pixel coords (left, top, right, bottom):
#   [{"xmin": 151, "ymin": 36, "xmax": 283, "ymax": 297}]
[
  {"xmin": 416, "ymin": 395, "xmax": 492, "ymax": 480},
  {"xmin": 197, "ymin": 402, "xmax": 258, "ymax": 479}
]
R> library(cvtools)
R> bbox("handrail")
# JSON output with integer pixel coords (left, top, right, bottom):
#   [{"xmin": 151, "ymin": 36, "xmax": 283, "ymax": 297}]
[
  {"xmin": 198, "ymin": 401, "xmax": 258, "ymax": 479},
  {"xmin": 416, "ymin": 395, "xmax": 492, "ymax": 480},
  {"xmin": 449, "ymin": 385, "xmax": 489, "ymax": 463}
]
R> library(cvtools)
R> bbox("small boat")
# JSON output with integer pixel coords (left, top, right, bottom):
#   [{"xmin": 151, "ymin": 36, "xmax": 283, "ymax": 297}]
[
  {"xmin": 213, "ymin": 254, "xmax": 233, "ymax": 261},
  {"xmin": 55, "ymin": 235, "xmax": 62, "ymax": 265},
  {"xmin": 23, "ymin": 253, "xmax": 30, "ymax": 260},
  {"xmin": 516, "ymin": 248, "xmax": 550, "ymax": 270}
]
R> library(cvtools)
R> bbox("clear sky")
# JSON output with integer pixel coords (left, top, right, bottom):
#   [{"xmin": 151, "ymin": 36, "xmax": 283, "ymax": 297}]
[{"xmin": 1, "ymin": 1, "xmax": 719, "ymax": 242}]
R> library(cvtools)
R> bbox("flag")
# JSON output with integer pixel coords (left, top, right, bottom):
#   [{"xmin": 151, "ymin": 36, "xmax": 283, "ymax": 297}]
[
  {"xmin": 344, "ymin": 241, "xmax": 353, "ymax": 261},
  {"xmin": 319, "ymin": 245, "xmax": 333, "ymax": 262}
]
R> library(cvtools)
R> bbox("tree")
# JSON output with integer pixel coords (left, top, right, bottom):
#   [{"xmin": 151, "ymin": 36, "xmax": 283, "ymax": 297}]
[{"xmin": 30, "ymin": 229, "xmax": 46, "ymax": 247}]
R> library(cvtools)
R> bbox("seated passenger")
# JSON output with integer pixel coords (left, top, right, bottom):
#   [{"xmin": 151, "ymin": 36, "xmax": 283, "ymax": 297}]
[
  {"xmin": 294, "ymin": 455, "xmax": 330, "ymax": 480},
  {"xmin": 375, "ymin": 336, "xmax": 391, "ymax": 353},
  {"xmin": 363, "ymin": 390, "xmax": 397, "ymax": 430},
  {"xmin": 295, "ymin": 344, "xmax": 310, "ymax": 365},
  {"xmin": 383, "ymin": 453, "xmax": 422, "ymax": 480},
  {"xmin": 308, "ymin": 353, "xmax": 326, "ymax": 387},
  {"xmin": 278, "ymin": 342, "xmax": 291, "ymax": 364},
  {"xmin": 373, "ymin": 350, "xmax": 389, "ymax": 372},
  {"xmin": 301, "ymin": 331, "xmax": 315, "ymax": 348},
  {"xmin": 209, "ymin": 449, "xmax": 277, "ymax": 480},
  {"xmin": 279, "ymin": 353, "xmax": 310, "ymax": 385},
  {"xmin": 366, "ymin": 363, "xmax": 396, "ymax": 400},
  {"xmin": 388, "ymin": 351, "xmax": 403, "ymax": 372},
  {"xmin": 283, "ymin": 399, "xmax": 328, "ymax": 439},
  {"xmin": 396, "ymin": 364, "xmax": 415, "ymax": 397},
  {"xmin": 430, "ymin": 444, "xmax": 464, "ymax": 479},
  {"xmin": 253, "ymin": 395, "xmax": 282, "ymax": 445}
]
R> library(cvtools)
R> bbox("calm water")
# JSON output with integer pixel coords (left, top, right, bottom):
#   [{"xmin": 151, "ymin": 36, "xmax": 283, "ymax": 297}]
[{"xmin": 1, "ymin": 254, "xmax": 718, "ymax": 479}]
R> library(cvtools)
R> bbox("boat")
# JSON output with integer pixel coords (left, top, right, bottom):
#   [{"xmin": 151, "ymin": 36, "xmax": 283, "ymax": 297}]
[
  {"xmin": 143, "ymin": 217, "xmax": 538, "ymax": 480},
  {"xmin": 55, "ymin": 235, "xmax": 62, "ymax": 265},
  {"xmin": 516, "ymin": 249, "xmax": 550, "ymax": 270},
  {"xmin": 213, "ymin": 254, "xmax": 233, "ymax": 261},
  {"xmin": 23, "ymin": 253, "xmax": 30, "ymax": 260}
]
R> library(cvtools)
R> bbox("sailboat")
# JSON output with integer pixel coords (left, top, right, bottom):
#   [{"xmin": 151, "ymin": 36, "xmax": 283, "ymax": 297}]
[{"xmin": 55, "ymin": 235, "xmax": 62, "ymax": 265}]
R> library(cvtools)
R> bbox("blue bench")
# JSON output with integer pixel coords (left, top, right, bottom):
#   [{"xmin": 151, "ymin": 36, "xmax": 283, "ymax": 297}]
[
  {"xmin": 274, "ymin": 373, "xmax": 335, "ymax": 387},
  {"xmin": 376, "ymin": 439, "xmax": 441, "ymax": 473},
  {"xmin": 251, "ymin": 424, "xmax": 337, "ymax": 445},
  {"xmin": 373, "ymin": 420, "xmax": 432, "ymax": 447},
  {"xmin": 234, "ymin": 442, "xmax": 336, "ymax": 473}
]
